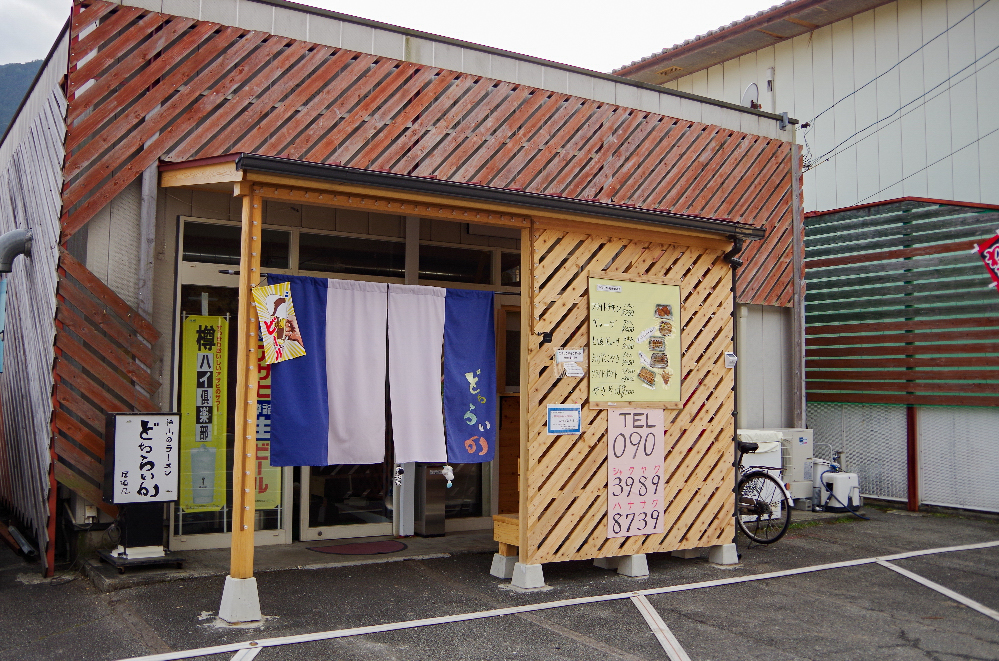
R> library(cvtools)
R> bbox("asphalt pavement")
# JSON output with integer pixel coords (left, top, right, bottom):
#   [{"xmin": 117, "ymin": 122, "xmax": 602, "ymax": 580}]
[{"xmin": 1, "ymin": 507, "xmax": 998, "ymax": 660}]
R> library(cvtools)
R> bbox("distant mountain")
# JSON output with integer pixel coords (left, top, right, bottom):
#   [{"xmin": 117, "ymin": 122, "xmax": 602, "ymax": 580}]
[{"xmin": 0, "ymin": 60, "xmax": 44, "ymax": 139}]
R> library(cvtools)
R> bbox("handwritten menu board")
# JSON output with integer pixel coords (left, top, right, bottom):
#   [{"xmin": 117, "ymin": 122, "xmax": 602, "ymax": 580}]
[
  {"xmin": 589, "ymin": 276, "xmax": 681, "ymax": 407},
  {"xmin": 607, "ymin": 409, "xmax": 665, "ymax": 538}
]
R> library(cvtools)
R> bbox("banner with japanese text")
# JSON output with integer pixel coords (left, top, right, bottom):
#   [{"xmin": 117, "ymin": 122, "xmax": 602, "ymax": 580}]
[
  {"xmin": 255, "ymin": 342, "xmax": 282, "ymax": 510},
  {"xmin": 180, "ymin": 316, "xmax": 228, "ymax": 512}
]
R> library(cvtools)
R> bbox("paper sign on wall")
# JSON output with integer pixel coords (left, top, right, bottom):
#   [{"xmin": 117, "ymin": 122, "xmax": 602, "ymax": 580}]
[
  {"xmin": 554, "ymin": 347, "xmax": 586, "ymax": 378},
  {"xmin": 253, "ymin": 282, "xmax": 306, "ymax": 364},
  {"xmin": 589, "ymin": 277, "xmax": 682, "ymax": 406},
  {"xmin": 607, "ymin": 409, "xmax": 665, "ymax": 538},
  {"xmin": 547, "ymin": 404, "xmax": 582, "ymax": 435}
]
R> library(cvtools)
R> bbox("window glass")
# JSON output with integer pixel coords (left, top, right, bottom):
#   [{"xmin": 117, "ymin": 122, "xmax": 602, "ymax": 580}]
[
  {"xmin": 299, "ymin": 233, "xmax": 405, "ymax": 278},
  {"xmin": 419, "ymin": 244, "xmax": 492, "ymax": 284},
  {"xmin": 500, "ymin": 252, "xmax": 520, "ymax": 287},
  {"xmin": 182, "ymin": 222, "xmax": 289, "ymax": 268}
]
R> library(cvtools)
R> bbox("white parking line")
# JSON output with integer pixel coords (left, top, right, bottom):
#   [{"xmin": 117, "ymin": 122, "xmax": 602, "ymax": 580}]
[
  {"xmin": 630, "ymin": 595, "xmax": 691, "ymax": 661},
  {"xmin": 229, "ymin": 649, "xmax": 261, "ymax": 660},
  {"xmin": 876, "ymin": 560, "xmax": 999, "ymax": 623},
  {"xmin": 120, "ymin": 538, "xmax": 999, "ymax": 661}
]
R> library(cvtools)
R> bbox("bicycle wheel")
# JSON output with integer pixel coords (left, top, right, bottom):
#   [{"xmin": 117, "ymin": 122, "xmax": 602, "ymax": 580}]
[{"xmin": 736, "ymin": 471, "xmax": 791, "ymax": 544}]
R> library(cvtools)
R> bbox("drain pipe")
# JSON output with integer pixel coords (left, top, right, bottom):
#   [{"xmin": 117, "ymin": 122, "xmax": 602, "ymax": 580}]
[
  {"xmin": 723, "ymin": 237, "xmax": 745, "ymax": 547},
  {"xmin": 0, "ymin": 229, "xmax": 32, "ymax": 273}
]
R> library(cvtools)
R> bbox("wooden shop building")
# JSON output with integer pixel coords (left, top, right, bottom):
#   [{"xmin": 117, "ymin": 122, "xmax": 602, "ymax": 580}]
[{"xmin": 0, "ymin": 0, "xmax": 802, "ymax": 576}]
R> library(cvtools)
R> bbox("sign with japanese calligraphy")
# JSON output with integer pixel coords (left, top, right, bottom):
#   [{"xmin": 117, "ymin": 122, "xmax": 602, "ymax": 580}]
[
  {"xmin": 103, "ymin": 413, "xmax": 179, "ymax": 504},
  {"xmin": 975, "ymin": 233, "xmax": 999, "ymax": 289},
  {"xmin": 180, "ymin": 315, "xmax": 228, "ymax": 512},
  {"xmin": 607, "ymin": 409, "xmax": 665, "ymax": 538},
  {"xmin": 253, "ymin": 282, "xmax": 306, "ymax": 365},
  {"xmin": 589, "ymin": 276, "xmax": 681, "ymax": 407},
  {"xmin": 254, "ymin": 342, "xmax": 282, "ymax": 510}
]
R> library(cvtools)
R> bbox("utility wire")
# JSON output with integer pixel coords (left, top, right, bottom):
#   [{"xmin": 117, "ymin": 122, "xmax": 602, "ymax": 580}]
[
  {"xmin": 855, "ymin": 125, "xmax": 999, "ymax": 204},
  {"xmin": 806, "ymin": 46, "xmax": 999, "ymax": 171},
  {"xmin": 807, "ymin": 0, "xmax": 991, "ymax": 126}
]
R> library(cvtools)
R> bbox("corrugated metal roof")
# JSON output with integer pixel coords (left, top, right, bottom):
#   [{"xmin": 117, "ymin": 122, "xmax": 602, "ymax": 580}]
[{"xmin": 614, "ymin": 0, "xmax": 895, "ymax": 83}]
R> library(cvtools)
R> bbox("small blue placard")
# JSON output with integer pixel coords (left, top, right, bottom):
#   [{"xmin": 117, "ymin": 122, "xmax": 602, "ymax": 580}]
[{"xmin": 547, "ymin": 404, "xmax": 581, "ymax": 435}]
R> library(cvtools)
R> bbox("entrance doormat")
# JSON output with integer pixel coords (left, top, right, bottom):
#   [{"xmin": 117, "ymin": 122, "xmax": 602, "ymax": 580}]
[{"xmin": 307, "ymin": 540, "xmax": 408, "ymax": 555}]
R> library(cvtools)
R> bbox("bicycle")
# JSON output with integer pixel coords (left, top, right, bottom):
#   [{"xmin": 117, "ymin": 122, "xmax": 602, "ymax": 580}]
[{"xmin": 735, "ymin": 440, "xmax": 792, "ymax": 544}]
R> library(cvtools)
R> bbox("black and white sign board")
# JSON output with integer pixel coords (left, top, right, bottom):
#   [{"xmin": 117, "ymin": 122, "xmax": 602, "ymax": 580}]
[
  {"xmin": 103, "ymin": 413, "xmax": 179, "ymax": 504},
  {"xmin": 100, "ymin": 413, "xmax": 184, "ymax": 568}
]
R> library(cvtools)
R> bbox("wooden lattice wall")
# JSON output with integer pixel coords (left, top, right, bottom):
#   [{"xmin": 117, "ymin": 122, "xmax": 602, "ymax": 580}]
[
  {"xmin": 522, "ymin": 218, "xmax": 735, "ymax": 564},
  {"xmin": 66, "ymin": 0, "xmax": 793, "ymax": 306},
  {"xmin": 53, "ymin": 251, "xmax": 161, "ymax": 518}
]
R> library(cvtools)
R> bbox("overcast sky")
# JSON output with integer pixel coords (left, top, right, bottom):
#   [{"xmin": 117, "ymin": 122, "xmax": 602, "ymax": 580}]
[{"xmin": 0, "ymin": 0, "xmax": 780, "ymax": 71}]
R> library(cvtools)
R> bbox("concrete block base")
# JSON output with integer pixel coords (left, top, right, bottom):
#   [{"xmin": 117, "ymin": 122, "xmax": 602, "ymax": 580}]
[
  {"xmin": 708, "ymin": 543, "xmax": 739, "ymax": 565},
  {"xmin": 511, "ymin": 562, "xmax": 545, "ymax": 589},
  {"xmin": 593, "ymin": 554, "xmax": 649, "ymax": 577},
  {"xmin": 616, "ymin": 554, "xmax": 649, "ymax": 577},
  {"xmin": 218, "ymin": 576, "xmax": 262, "ymax": 623},
  {"xmin": 490, "ymin": 553, "xmax": 517, "ymax": 579},
  {"xmin": 673, "ymin": 548, "xmax": 703, "ymax": 559}
]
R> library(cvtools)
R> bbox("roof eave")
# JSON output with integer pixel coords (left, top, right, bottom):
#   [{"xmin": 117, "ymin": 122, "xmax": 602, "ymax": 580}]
[{"xmin": 234, "ymin": 154, "xmax": 765, "ymax": 241}]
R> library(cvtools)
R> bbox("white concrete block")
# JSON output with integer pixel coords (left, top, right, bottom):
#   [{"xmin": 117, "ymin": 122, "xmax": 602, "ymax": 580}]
[
  {"xmin": 517, "ymin": 61, "xmax": 543, "ymax": 87},
  {"xmin": 235, "ymin": 0, "xmax": 272, "ymax": 32},
  {"xmin": 490, "ymin": 56, "xmax": 519, "ymax": 84},
  {"xmin": 199, "ymin": 0, "xmax": 236, "ymax": 24},
  {"xmin": 659, "ymin": 92, "xmax": 683, "ymax": 118},
  {"xmin": 511, "ymin": 562, "xmax": 545, "ymax": 589},
  {"xmin": 373, "ymin": 29, "xmax": 405, "ymax": 60},
  {"xmin": 161, "ymin": 0, "xmax": 198, "ymax": 19},
  {"xmin": 567, "ymin": 72, "xmax": 593, "ymax": 99},
  {"xmin": 125, "ymin": 0, "xmax": 163, "ymax": 12},
  {"xmin": 218, "ymin": 576, "xmax": 262, "ymax": 623},
  {"xmin": 542, "ymin": 67, "xmax": 568, "ymax": 94},
  {"xmin": 615, "ymin": 82, "xmax": 640, "ymax": 109},
  {"xmin": 616, "ymin": 554, "xmax": 649, "ymax": 577},
  {"xmin": 433, "ymin": 42, "xmax": 463, "ymax": 72},
  {"xmin": 490, "ymin": 553, "xmax": 517, "ymax": 579},
  {"xmin": 463, "ymin": 49, "xmax": 491, "ymax": 78},
  {"xmin": 673, "ymin": 548, "xmax": 703, "ymax": 559},
  {"xmin": 592, "ymin": 78, "xmax": 616, "ymax": 104},
  {"xmin": 708, "ymin": 543, "xmax": 739, "ymax": 565},
  {"xmin": 638, "ymin": 88, "xmax": 660, "ymax": 114},
  {"xmin": 593, "ymin": 556, "xmax": 620, "ymax": 570},
  {"xmin": 342, "ymin": 22, "xmax": 373, "ymax": 54},
  {"xmin": 273, "ymin": 6, "xmax": 308, "ymax": 40},
  {"xmin": 678, "ymin": 97, "xmax": 703, "ymax": 123},
  {"xmin": 308, "ymin": 16, "xmax": 342, "ymax": 48},
  {"xmin": 404, "ymin": 37, "xmax": 433, "ymax": 65}
]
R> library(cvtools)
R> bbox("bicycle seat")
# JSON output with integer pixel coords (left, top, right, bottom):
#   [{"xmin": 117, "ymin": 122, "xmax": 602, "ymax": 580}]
[{"xmin": 738, "ymin": 441, "xmax": 759, "ymax": 454}]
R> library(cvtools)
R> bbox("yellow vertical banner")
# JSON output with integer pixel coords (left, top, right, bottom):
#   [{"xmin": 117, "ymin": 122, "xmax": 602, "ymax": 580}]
[
  {"xmin": 254, "ymin": 342, "xmax": 282, "ymax": 509},
  {"xmin": 180, "ymin": 316, "xmax": 229, "ymax": 512}
]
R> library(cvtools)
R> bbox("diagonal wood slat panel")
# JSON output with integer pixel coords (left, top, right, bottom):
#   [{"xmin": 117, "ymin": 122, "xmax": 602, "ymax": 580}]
[
  {"xmin": 63, "ymin": 0, "xmax": 794, "ymax": 306},
  {"xmin": 52, "ymin": 249, "xmax": 162, "ymax": 517},
  {"xmin": 524, "ymin": 224, "xmax": 734, "ymax": 565}
]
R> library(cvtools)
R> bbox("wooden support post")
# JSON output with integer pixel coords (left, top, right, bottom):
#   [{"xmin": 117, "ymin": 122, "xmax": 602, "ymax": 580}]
[
  {"xmin": 518, "ymin": 225, "xmax": 532, "ymax": 565},
  {"xmin": 230, "ymin": 189, "xmax": 262, "ymax": 578},
  {"xmin": 906, "ymin": 405, "xmax": 919, "ymax": 512}
]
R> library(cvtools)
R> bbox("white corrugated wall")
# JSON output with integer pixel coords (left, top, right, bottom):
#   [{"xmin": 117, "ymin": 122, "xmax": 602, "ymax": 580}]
[
  {"xmin": 0, "ymin": 29, "xmax": 69, "ymax": 569},
  {"xmin": 666, "ymin": 0, "xmax": 999, "ymax": 212}
]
